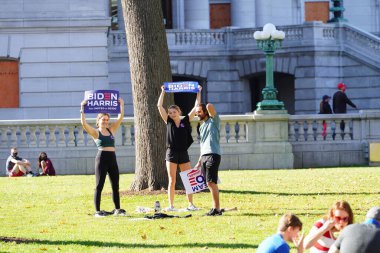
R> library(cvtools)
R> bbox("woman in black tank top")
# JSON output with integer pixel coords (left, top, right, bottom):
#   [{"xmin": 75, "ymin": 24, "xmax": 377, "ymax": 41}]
[
  {"xmin": 157, "ymin": 85, "xmax": 202, "ymax": 211},
  {"xmin": 80, "ymin": 98, "xmax": 127, "ymax": 217}
]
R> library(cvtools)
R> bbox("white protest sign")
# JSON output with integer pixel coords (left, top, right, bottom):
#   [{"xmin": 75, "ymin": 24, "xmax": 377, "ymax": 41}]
[
  {"xmin": 163, "ymin": 81, "xmax": 199, "ymax": 93},
  {"xmin": 180, "ymin": 168, "xmax": 208, "ymax": 194}
]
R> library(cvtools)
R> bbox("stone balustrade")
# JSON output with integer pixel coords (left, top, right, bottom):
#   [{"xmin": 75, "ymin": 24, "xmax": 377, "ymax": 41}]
[
  {"xmin": 288, "ymin": 114, "xmax": 360, "ymax": 142},
  {"xmin": 1, "ymin": 110, "xmax": 379, "ymax": 175},
  {"xmin": 0, "ymin": 116, "xmax": 250, "ymax": 149},
  {"xmin": 108, "ymin": 23, "xmax": 380, "ymax": 67}
]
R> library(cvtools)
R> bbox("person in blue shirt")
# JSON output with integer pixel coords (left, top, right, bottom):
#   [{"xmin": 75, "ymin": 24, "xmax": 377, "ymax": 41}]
[
  {"xmin": 257, "ymin": 213, "xmax": 304, "ymax": 253},
  {"xmin": 195, "ymin": 103, "xmax": 222, "ymax": 216}
]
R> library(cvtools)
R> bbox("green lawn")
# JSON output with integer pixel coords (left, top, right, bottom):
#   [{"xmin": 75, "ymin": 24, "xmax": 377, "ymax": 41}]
[{"xmin": 0, "ymin": 167, "xmax": 379, "ymax": 253}]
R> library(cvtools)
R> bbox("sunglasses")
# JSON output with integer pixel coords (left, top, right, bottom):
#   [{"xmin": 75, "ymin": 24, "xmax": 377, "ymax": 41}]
[{"xmin": 334, "ymin": 216, "xmax": 349, "ymax": 222}]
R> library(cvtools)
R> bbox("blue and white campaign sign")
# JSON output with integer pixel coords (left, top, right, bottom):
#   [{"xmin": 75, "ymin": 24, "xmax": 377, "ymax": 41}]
[
  {"xmin": 180, "ymin": 168, "xmax": 208, "ymax": 194},
  {"xmin": 84, "ymin": 90, "xmax": 120, "ymax": 114},
  {"xmin": 163, "ymin": 81, "xmax": 199, "ymax": 93}
]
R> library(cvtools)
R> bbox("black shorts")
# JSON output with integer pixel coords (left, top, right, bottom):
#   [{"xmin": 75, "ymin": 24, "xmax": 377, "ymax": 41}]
[
  {"xmin": 201, "ymin": 154, "xmax": 221, "ymax": 184},
  {"xmin": 165, "ymin": 149, "xmax": 190, "ymax": 164}
]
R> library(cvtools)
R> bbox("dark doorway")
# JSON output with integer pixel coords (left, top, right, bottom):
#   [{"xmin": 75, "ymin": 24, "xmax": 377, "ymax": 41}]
[
  {"xmin": 172, "ymin": 76, "xmax": 205, "ymax": 115},
  {"xmin": 161, "ymin": 0, "xmax": 173, "ymax": 29},
  {"xmin": 249, "ymin": 72, "xmax": 295, "ymax": 114}
]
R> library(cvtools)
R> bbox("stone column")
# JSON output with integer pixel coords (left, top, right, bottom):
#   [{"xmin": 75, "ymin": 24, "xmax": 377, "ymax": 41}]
[
  {"xmin": 172, "ymin": 0, "xmax": 185, "ymax": 29},
  {"xmin": 117, "ymin": 0, "xmax": 125, "ymax": 30},
  {"xmin": 231, "ymin": 0, "xmax": 256, "ymax": 28},
  {"xmin": 255, "ymin": 0, "xmax": 270, "ymax": 27},
  {"xmin": 184, "ymin": 0, "xmax": 210, "ymax": 29}
]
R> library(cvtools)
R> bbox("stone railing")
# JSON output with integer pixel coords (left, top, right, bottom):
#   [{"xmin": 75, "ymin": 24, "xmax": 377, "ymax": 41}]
[
  {"xmin": 1, "ymin": 111, "xmax": 379, "ymax": 149},
  {"xmin": 108, "ymin": 23, "xmax": 380, "ymax": 67},
  {"xmin": 289, "ymin": 110, "xmax": 380, "ymax": 143},
  {"xmin": 0, "ymin": 116, "xmax": 250, "ymax": 149},
  {"xmin": 0, "ymin": 115, "xmax": 253, "ymax": 175},
  {"xmin": 341, "ymin": 24, "xmax": 380, "ymax": 66},
  {"xmin": 1, "ymin": 111, "xmax": 379, "ymax": 175},
  {"xmin": 108, "ymin": 25, "xmax": 306, "ymax": 51},
  {"xmin": 289, "ymin": 114, "xmax": 360, "ymax": 142}
]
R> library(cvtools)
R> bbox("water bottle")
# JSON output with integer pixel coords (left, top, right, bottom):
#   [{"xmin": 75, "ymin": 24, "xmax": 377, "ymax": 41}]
[{"xmin": 154, "ymin": 201, "xmax": 161, "ymax": 213}]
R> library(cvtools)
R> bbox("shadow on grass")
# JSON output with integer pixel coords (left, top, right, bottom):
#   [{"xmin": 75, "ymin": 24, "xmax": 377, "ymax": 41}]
[
  {"xmin": 220, "ymin": 189, "xmax": 377, "ymax": 196},
  {"xmin": 0, "ymin": 237, "xmax": 257, "ymax": 249}
]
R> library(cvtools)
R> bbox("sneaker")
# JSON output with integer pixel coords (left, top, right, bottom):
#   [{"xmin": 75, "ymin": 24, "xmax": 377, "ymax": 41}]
[
  {"xmin": 94, "ymin": 210, "xmax": 110, "ymax": 217},
  {"xmin": 26, "ymin": 172, "xmax": 34, "ymax": 177},
  {"xmin": 206, "ymin": 208, "xmax": 222, "ymax": 216},
  {"xmin": 186, "ymin": 204, "xmax": 200, "ymax": 211},
  {"xmin": 164, "ymin": 206, "xmax": 177, "ymax": 212},
  {"xmin": 113, "ymin": 209, "xmax": 127, "ymax": 216}
]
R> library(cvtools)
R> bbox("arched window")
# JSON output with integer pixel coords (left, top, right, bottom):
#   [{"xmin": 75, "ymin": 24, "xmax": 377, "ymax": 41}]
[{"xmin": 0, "ymin": 59, "xmax": 19, "ymax": 108}]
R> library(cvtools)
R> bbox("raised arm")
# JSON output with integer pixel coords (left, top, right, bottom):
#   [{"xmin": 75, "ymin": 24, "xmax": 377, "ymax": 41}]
[
  {"xmin": 109, "ymin": 98, "xmax": 125, "ymax": 134},
  {"xmin": 303, "ymin": 220, "xmax": 335, "ymax": 249},
  {"xmin": 80, "ymin": 100, "xmax": 98, "ymax": 139},
  {"xmin": 206, "ymin": 103, "xmax": 217, "ymax": 118},
  {"xmin": 157, "ymin": 85, "xmax": 168, "ymax": 123},
  {"xmin": 188, "ymin": 85, "xmax": 202, "ymax": 119}
]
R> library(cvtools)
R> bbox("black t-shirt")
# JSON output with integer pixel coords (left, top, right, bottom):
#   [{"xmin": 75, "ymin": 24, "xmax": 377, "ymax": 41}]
[
  {"xmin": 166, "ymin": 115, "xmax": 193, "ymax": 151},
  {"xmin": 333, "ymin": 91, "xmax": 356, "ymax": 113}
]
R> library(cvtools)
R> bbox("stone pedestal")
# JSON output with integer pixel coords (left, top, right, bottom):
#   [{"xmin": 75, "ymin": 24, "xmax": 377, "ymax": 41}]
[{"xmin": 253, "ymin": 110, "xmax": 294, "ymax": 169}]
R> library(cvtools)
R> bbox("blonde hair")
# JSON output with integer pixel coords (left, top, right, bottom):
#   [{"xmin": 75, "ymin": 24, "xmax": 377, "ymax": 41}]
[
  {"xmin": 96, "ymin": 113, "xmax": 110, "ymax": 127},
  {"xmin": 168, "ymin": 105, "xmax": 182, "ymax": 115}
]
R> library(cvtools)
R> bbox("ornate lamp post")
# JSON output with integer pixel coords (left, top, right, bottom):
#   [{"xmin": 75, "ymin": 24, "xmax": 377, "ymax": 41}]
[{"xmin": 254, "ymin": 23, "xmax": 285, "ymax": 111}]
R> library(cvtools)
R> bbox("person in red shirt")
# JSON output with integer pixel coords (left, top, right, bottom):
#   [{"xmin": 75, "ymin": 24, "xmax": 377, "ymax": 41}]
[{"xmin": 38, "ymin": 152, "xmax": 56, "ymax": 176}]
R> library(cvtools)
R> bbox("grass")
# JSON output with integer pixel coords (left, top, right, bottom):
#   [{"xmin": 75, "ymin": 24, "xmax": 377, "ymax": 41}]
[{"xmin": 0, "ymin": 167, "xmax": 379, "ymax": 253}]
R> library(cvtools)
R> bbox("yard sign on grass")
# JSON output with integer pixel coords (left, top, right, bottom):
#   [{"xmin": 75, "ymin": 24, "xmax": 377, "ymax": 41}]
[{"xmin": 180, "ymin": 168, "xmax": 208, "ymax": 194}]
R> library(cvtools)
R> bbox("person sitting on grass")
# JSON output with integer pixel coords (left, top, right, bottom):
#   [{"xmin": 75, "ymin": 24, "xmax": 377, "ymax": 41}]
[
  {"xmin": 6, "ymin": 147, "xmax": 34, "ymax": 177},
  {"xmin": 257, "ymin": 213, "xmax": 304, "ymax": 253},
  {"xmin": 38, "ymin": 152, "xmax": 56, "ymax": 176},
  {"xmin": 304, "ymin": 200, "xmax": 354, "ymax": 253},
  {"xmin": 328, "ymin": 206, "xmax": 380, "ymax": 253}
]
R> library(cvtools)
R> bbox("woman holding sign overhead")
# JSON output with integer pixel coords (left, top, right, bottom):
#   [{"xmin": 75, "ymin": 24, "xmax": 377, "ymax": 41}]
[
  {"xmin": 80, "ymin": 97, "xmax": 126, "ymax": 217},
  {"xmin": 157, "ymin": 84, "xmax": 202, "ymax": 211}
]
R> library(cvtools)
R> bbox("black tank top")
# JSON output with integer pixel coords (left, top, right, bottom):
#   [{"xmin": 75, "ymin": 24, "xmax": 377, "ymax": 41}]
[{"xmin": 95, "ymin": 128, "xmax": 115, "ymax": 148}]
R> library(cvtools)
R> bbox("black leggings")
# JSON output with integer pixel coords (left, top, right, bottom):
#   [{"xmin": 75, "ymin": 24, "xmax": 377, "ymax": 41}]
[{"xmin": 94, "ymin": 151, "xmax": 120, "ymax": 211}]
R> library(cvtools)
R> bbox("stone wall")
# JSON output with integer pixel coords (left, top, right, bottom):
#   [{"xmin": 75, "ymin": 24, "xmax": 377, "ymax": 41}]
[{"xmin": 0, "ymin": 0, "xmax": 110, "ymax": 120}]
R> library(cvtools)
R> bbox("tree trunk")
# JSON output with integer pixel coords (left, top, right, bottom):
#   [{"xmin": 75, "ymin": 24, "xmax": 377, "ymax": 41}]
[{"xmin": 121, "ymin": 0, "xmax": 173, "ymax": 191}]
